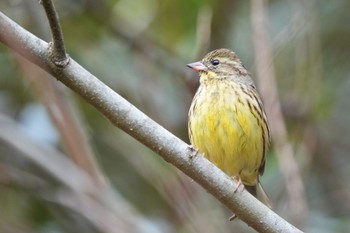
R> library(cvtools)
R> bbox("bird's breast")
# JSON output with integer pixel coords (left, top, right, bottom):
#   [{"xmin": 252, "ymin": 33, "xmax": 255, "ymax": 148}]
[{"xmin": 188, "ymin": 81, "xmax": 264, "ymax": 184}]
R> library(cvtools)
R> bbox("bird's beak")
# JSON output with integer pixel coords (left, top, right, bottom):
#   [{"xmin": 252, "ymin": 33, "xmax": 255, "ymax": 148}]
[{"xmin": 187, "ymin": 61, "xmax": 208, "ymax": 72}]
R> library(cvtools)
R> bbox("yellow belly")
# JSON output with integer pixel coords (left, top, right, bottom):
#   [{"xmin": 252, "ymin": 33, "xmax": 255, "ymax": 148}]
[{"xmin": 189, "ymin": 82, "xmax": 264, "ymax": 185}]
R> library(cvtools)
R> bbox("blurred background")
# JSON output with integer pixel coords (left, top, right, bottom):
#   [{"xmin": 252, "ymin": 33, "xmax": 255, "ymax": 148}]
[{"xmin": 1, "ymin": 0, "xmax": 350, "ymax": 232}]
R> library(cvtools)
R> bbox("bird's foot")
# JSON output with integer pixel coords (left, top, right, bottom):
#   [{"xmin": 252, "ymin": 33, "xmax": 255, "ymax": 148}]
[
  {"xmin": 188, "ymin": 145, "xmax": 200, "ymax": 159},
  {"xmin": 231, "ymin": 176, "xmax": 244, "ymax": 193},
  {"xmin": 228, "ymin": 177, "xmax": 244, "ymax": 221}
]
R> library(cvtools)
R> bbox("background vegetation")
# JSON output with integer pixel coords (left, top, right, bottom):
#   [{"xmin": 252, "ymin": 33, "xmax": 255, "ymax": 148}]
[{"xmin": 1, "ymin": 0, "xmax": 350, "ymax": 232}]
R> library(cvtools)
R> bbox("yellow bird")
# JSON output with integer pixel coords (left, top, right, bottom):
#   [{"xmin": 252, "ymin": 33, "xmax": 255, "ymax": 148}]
[{"xmin": 187, "ymin": 48, "xmax": 271, "ymax": 207}]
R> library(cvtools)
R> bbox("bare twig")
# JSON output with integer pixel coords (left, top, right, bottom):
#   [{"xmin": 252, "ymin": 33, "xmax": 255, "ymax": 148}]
[
  {"xmin": 251, "ymin": 0, "xmax": 308, "ymax": 226},
  {"xmin": 0, "ymin": 12, "xmax": 303, "ymax": 233},
  {"xmin": 40, "ymin": 0, "xmax": 69, "ymax": 66},
  {"xmin": 209, "ymin": 0, "xmax": 237, "ymax": 48}
]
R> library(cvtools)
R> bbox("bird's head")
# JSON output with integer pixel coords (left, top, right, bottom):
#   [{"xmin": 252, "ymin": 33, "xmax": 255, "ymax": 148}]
[{"xmin": 187, "ymin": 48, "xmax": 248, "ymax": 80}]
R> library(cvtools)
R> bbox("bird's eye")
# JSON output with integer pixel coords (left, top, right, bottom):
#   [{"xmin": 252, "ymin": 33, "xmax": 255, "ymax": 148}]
[{"xmin": 210, "ymin": 59, "xmax": 220, "ymax": 66}]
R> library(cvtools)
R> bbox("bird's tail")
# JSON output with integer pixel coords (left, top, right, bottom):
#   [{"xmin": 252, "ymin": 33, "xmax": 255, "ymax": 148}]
[{"xmin": 245, "ymin": 182, "xmax": 272, "ymax": 208}]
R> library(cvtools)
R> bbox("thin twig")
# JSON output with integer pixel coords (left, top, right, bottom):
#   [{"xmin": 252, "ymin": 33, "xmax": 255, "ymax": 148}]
[
  {"xmin": 251, "ymin": 0, "xmax": 308, "ymax": 226},
  {"xmin": 0, "ymin": 12, "xmax": 303, "ymax": 233},
  {"xmin": 40, "ymin": 0, "xmax": 69, "ymax": 67},
  {"xmin": 209, "ymin": 0, "xmax": 237, "ymax": 48},
  {"xmin": 195, "ymin": 5, "xmax": 212, "ymax": 58}
]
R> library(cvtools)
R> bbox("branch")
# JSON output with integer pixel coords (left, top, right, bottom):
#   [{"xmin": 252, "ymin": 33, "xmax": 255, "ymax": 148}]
[
  {"xmin": 40, "ymin": 0, "xmax": 69, "ymax": 66},
  {"xmin": 0, "ymin": 11, "xmax": 303, "ymax": 233}
]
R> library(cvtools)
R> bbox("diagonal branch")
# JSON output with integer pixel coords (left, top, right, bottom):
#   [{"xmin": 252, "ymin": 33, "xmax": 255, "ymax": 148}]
[{"xmin": 0, "ymin": 11, "xmax": 303, "ymax": 233}]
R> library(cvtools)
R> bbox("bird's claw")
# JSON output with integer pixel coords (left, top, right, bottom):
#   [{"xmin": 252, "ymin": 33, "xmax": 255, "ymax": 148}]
[
  {"xmin": 231, "ymin": 176, "xmax": 245, "ymax": 193},
  {"xmin": 188, "ymin": 145, "xmax": 200, "ymax": 159}
]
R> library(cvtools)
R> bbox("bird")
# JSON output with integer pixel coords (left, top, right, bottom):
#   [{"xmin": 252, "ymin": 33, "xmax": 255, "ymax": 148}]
[{"xmin": 187, "ymin": 48, "xmax": 271, "ymax": 207}]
